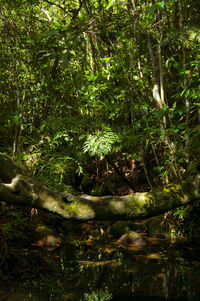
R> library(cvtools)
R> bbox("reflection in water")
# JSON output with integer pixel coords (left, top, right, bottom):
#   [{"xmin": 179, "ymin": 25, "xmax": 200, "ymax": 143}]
[{"xmin": 1, "ymin": 233, "xmax": 200, "ymax": 301}]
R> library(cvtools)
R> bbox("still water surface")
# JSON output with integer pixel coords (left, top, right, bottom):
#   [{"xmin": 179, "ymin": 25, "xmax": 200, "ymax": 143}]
[{"xmin": 1, "ymin": 229, "xmax": 200, "ymax": 301}]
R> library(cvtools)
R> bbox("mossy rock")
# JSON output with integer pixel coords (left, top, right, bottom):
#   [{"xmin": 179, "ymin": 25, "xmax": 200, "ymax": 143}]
[{"xmin": 117, "ymin": 231, "xmax": 146, "ymax": 247}]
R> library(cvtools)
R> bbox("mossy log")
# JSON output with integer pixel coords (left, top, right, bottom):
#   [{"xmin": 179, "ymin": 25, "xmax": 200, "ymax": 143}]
[{"xmin": 0, "ymin": 155, "xmax": 199, "ymax": 221}]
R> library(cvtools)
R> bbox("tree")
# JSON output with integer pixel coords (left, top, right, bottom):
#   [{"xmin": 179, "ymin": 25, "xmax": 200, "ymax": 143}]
[{"xmin": 0, "ymin": 155, "xmax": 199, "ymax": 221}]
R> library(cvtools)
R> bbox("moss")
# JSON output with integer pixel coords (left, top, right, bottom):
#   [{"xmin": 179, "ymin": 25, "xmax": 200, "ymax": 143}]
[
  {"xmin": 109, "ymin": 200, "xmax": 125, "ymax": 214},
  {"xmin": 64, "ymin": 202, "xmax": 95, "ymax": 220},
  {"xmin": 122, "ymin": 193, "xmax": 154, "ymax": 216}
]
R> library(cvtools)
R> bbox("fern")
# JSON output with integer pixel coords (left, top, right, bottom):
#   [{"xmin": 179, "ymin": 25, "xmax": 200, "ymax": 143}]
[{"xmin": 83, "ymin": 128, "xmax": 119, "ymax": 158}]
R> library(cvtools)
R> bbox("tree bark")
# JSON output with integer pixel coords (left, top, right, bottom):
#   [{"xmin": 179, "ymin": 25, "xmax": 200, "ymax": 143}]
[{"xmin": 0, "ymin": 155, "xmax": 199, "ymax": 222}]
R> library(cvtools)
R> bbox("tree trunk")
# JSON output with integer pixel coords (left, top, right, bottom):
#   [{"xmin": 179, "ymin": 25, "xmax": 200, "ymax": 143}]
[{"xmin": 0, "ymin": 155, "xmax": 199, "ymax": 222}]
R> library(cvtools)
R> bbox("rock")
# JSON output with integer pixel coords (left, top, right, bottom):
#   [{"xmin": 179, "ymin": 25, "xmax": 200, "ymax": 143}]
[{"xmin": 117, "ymin": 231, "xmax": 146, "ymax": 248}]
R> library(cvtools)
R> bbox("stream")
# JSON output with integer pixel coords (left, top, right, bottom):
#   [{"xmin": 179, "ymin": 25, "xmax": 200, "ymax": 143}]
[{"xmin": 1, "ymin": 222, "xmax": 200, "ymax": 301}]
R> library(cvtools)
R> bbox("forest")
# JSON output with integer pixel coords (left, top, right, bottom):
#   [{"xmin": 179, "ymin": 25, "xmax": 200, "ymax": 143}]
[{"xmin": 0, "ymin": 0, "xmax": 200, "ymax": 300}]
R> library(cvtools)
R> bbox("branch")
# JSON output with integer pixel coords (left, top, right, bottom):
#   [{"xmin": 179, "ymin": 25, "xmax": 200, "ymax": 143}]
[
  {"xmin": 44, "ymin": 0, "xmax": 67, "ymax": 13},
  {"xmin": 41, "ymin": 8, "xmax": 52, "ymax": 21},
  {"xmin": 44, "ymin": 0, "xmax": 83, "ymax": 18}
]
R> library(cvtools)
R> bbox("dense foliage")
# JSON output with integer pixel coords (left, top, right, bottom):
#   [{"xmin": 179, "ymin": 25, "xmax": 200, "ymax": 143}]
[{"xmin": 0, "ymin": 0, "xmax": 199, "ymax": 229}]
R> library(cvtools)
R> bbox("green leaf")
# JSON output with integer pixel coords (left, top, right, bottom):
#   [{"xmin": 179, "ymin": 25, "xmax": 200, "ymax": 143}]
[
  {"xmin": 83, "ymin": 128, "xmax": 119, "ymax": 158},
  {"xmin": 149, "ymin": 1, "xmax": 164, "ymax": 15}
]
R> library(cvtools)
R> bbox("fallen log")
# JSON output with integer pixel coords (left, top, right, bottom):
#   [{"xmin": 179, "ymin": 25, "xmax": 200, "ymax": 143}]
[{"xmin": 0, "ymin": 155, "xmax": 199, "ymax": 221}]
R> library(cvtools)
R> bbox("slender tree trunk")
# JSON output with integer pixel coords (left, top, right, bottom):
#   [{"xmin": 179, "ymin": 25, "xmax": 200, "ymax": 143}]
[{"xmin": 9, "ymin": 36, "xmax": 22, "ymax": 157}]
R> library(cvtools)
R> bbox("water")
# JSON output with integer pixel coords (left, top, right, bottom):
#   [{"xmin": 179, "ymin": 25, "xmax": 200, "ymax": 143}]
[{"xmin": 1, "ymin": 224, "xmax": 200, "ymax": 301}]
